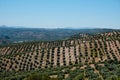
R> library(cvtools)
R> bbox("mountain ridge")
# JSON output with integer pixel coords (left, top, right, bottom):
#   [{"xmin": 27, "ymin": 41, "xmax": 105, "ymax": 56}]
[{"xmin": 0, "ymin": 26, "xmax": 119, "ymax": 45}]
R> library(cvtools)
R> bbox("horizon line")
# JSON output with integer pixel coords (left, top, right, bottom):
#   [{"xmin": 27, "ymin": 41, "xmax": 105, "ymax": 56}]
[{"xmin": 0, "ymin": 25, "xmax": 120, "ymax": 29}]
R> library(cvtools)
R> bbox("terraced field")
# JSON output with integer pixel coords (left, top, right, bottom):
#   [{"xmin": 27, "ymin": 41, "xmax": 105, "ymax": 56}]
[{"xmin": 0, "ymin": 30, "xmax": 120, "ymax": 80}]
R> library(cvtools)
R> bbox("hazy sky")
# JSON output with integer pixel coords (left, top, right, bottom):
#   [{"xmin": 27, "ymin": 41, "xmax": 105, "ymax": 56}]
[{"xmin": 0, "ymin": 0, "xmax": 120, "ymax": 29}]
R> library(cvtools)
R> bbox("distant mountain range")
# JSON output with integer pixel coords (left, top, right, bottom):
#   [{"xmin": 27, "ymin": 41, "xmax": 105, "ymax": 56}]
[
  {"xmin": 1, "ymin": 25, "xmax": 119, "ymax": 29},
  {"xmin": 0, "ymin": 25, "xmax": 119, "ymax": 45}
]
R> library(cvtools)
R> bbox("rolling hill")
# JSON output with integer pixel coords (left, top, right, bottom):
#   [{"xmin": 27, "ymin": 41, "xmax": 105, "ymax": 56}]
[
  {"xmin": 0, "ymin": 26, "xmax": 116, "ymax": 44},
  {"xmin": 0, "ymin": 29, "xmax": 120, "ymax": 80}
]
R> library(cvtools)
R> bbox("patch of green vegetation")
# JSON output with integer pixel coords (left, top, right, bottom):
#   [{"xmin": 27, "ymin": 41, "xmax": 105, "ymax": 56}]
[{"xmin": 24, "ymin": 73, "xmax": 58, "ymax": 80}]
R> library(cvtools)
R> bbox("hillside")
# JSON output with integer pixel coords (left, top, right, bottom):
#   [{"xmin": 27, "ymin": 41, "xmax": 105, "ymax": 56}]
[
  {"xmin": 0, "ymin": 30, "xmax": 120, "ymax": 80},
  {"xmin": 0, "ymin": 26, "xmax": 115, "ymax": 44}
]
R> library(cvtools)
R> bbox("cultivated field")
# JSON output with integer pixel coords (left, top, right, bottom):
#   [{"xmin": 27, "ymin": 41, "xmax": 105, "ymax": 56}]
[{"xmin": 0, "ymin": 30, "xmax": 120, "ymax": 80}]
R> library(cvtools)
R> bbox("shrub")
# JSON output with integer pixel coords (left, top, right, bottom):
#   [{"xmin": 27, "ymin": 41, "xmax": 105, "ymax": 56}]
[{"xmin": 24, "ymin": 73, "xmax": 58, "ymax": 80}]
